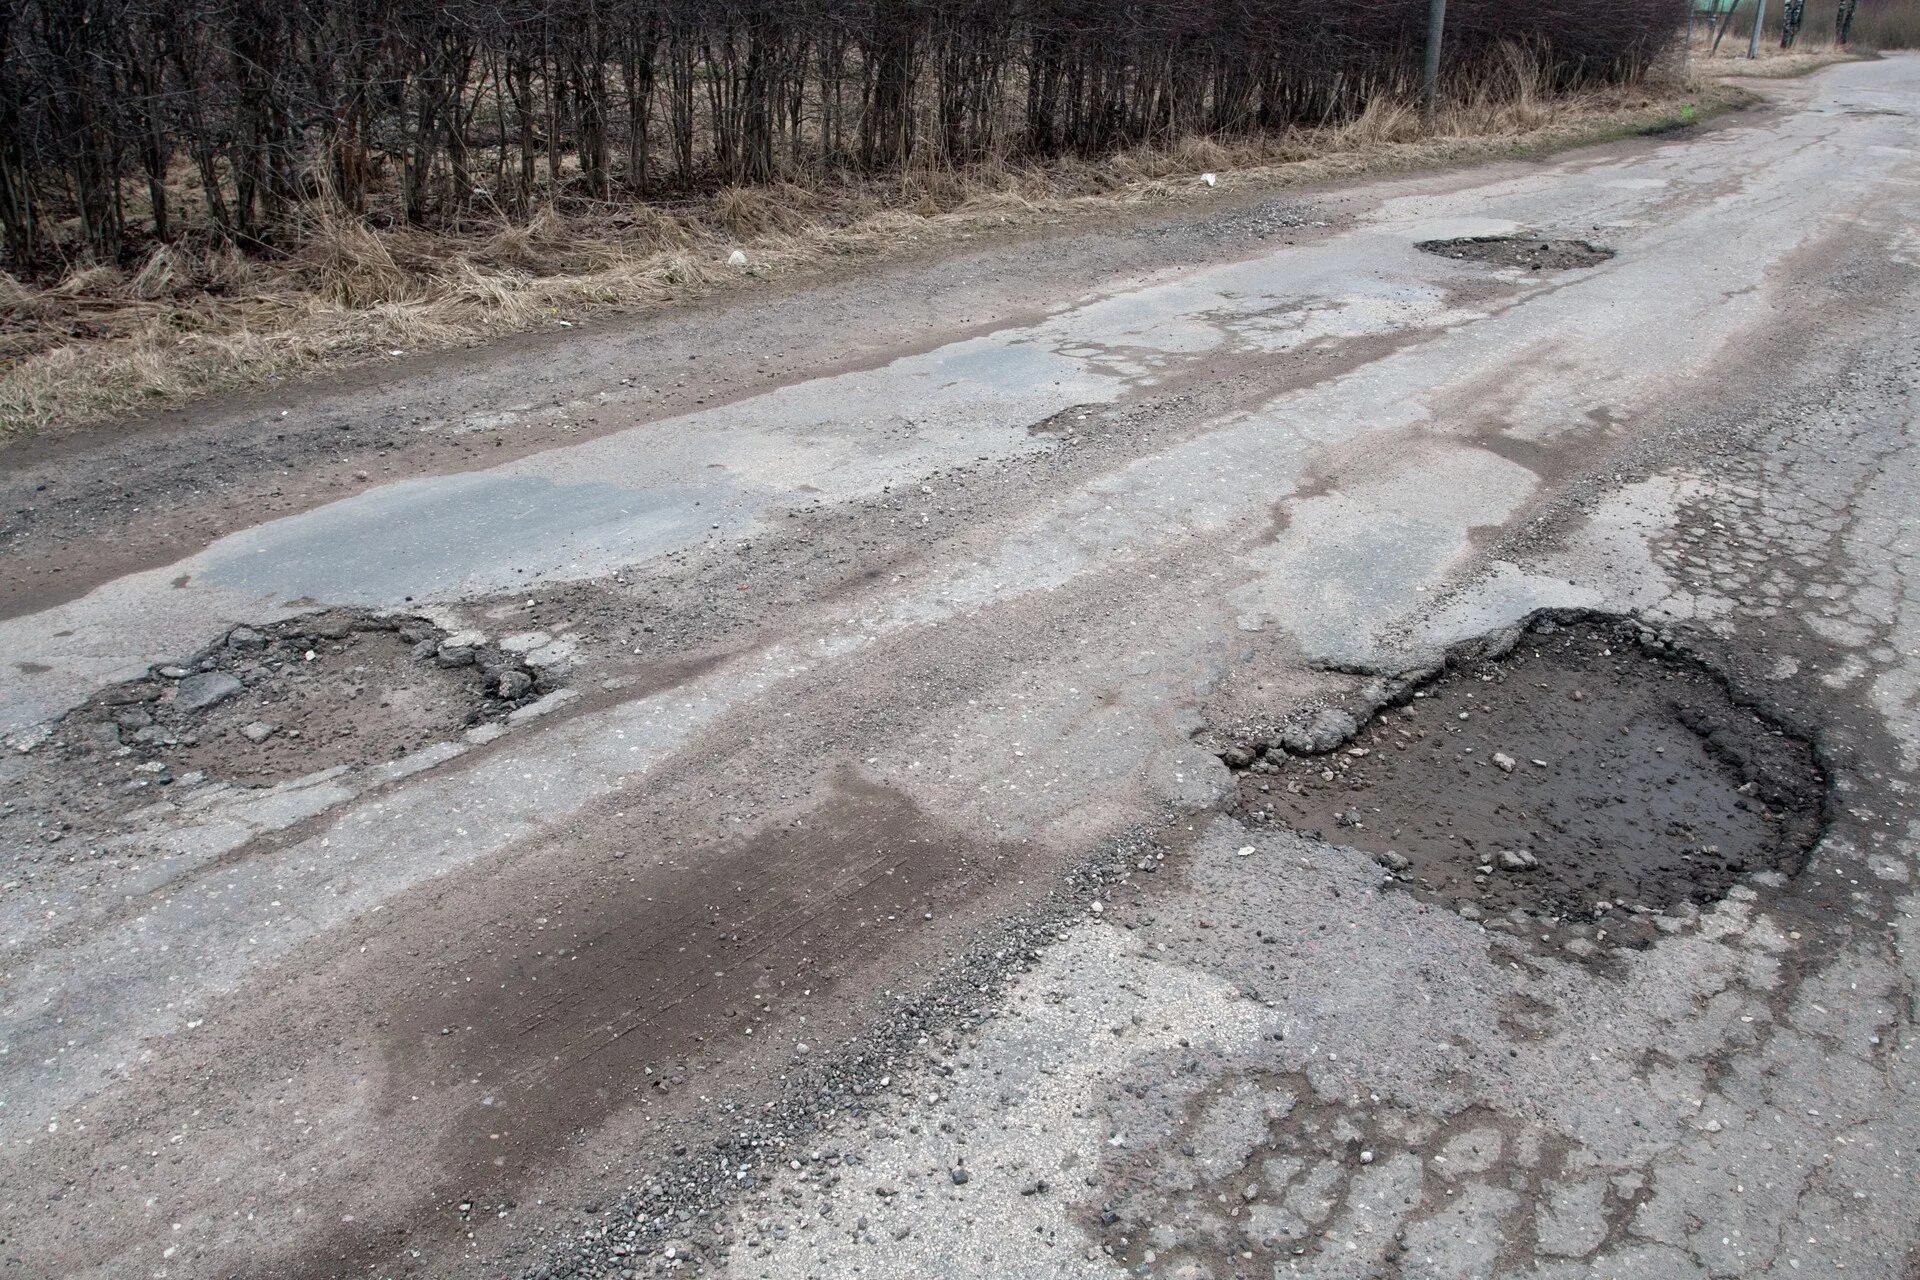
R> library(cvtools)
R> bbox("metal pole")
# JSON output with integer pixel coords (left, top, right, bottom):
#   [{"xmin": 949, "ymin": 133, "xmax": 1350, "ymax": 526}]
[
  {"xmin": 1423, "ymin": 0, "xmax": 1447, "ymax": 118},
  {"xmin": 1747, "ymin": 0, "xmax": 1768, "ymax": 57}
]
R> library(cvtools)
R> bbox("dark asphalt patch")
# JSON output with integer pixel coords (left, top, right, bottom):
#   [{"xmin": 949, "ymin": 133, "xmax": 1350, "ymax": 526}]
[
  {"xmin": 1417, "ymin": 236, "xmax": 1615, "ymax": 270},
  {"xmin": 1224, "ymin": 616, "xmax": 1827, "ymax": 948}
]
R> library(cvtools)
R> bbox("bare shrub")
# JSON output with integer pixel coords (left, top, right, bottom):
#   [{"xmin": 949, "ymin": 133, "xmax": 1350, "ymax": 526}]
[{"xmin": 0, "ymin": 0, "xmax": 1686, "ymax": 281}]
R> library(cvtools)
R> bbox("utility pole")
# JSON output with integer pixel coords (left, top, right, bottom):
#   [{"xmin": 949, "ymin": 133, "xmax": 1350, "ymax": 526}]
[
  {"xmin": 1423, "ymin": 0, "xmax": 1447, "ymax": 118},
  {"xmin": 1747, "ymin": 0, "xmax": 1768, "ymax": 57}
]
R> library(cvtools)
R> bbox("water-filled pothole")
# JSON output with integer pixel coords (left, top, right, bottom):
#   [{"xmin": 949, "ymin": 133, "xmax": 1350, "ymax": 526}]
[
  {"xmin": 1417, "ymin": 236, "xmax": 1614, "ymax": 270},
  {"xmin": 1221, "ymin": 615, "xmax": 1826, "ymax": 949}
]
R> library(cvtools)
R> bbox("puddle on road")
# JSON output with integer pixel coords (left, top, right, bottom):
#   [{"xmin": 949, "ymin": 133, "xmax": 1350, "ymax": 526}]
[
  {"xmin": 1224, "ymin": 616, "xmax": 1826, "ymax": 950},
  {"xmin": 1417, "ymin": 236, "xmax": 1615, "ymax": 271}
]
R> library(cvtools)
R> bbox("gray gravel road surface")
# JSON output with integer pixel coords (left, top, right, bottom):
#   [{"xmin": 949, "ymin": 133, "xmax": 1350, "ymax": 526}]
[{"xmin": 2, "ymin": 57, "xmax": 1918, "ymax": 1280}]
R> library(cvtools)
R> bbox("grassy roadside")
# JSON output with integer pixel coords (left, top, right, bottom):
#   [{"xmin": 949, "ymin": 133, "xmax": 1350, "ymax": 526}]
[
  {"xmin": 1693, "ymin": 43, "xmax": 1872, "ymax": 79},
  {"xmin": 0, "ymin": 78, "xmax": 1758, "ymax": 443}
]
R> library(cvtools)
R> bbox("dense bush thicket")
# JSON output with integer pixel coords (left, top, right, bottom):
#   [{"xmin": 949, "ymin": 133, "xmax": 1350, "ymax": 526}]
[{"xmin": 0, "ymin": 0, "xmax": 1684, "ymax": 274}]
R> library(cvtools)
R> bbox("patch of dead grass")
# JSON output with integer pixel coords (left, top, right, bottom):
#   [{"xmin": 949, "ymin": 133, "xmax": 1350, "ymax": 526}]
[
  {"xmin": 0, "ymin": 78, "xmax": 1745, "ymax": 441},
  {"xmin": 1694, "ymin": 40, "xmax": 1867, "ymax": 78}
]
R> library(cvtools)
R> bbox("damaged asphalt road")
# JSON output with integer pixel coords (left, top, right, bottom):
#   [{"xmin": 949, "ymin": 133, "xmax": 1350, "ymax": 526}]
[{"xmin": 3, "ymin": 56, "xmax": 1920, "ymax": 1280}]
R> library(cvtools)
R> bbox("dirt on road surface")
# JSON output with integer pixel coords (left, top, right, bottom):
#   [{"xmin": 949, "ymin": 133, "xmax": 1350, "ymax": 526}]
[
  {"xmin": 3, "ymin": 57, "xmax": 1920, "ymax": 1280},
  {"xmin": 1415, "ymin": 235, "xmax": 1617, "ymax": 271}
]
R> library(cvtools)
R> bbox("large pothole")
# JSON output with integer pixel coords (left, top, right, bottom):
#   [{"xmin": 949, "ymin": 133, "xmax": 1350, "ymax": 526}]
[
  {"xmin": 15, "ymin": 610, "xmax": 557, "ymax": 833},
  {"xmin": 1417, "ymin": 236, "xmax": 1614, "ymax": 270},
  {"xmin": 1221, "ymin": 615, "xmax": 1826, "ymax": 949}
]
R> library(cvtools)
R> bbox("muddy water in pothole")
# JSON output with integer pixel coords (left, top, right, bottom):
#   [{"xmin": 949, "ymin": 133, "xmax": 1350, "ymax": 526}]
[
  {"xmin": 1417, "ymin": 236, "xmax": 1614, "ymax": 270},
  {"xmin": 1234, "ymin": 620, "xmax": 1825, "ymax": 943}
]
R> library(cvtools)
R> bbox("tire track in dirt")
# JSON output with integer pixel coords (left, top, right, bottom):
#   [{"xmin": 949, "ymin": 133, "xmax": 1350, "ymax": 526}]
[{"xmin": 273, "ymin": 773, "xmax": 1030, "ymax": 1278}]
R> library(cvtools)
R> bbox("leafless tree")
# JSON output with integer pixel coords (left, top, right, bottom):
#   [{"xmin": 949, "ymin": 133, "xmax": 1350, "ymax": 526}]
[{"xmin": 0, "ymin": 0, "xmax": 1688, "ymax": 277}]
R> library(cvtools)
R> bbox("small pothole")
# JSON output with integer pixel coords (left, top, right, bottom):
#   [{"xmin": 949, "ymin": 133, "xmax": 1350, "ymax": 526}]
[
  {"xmin": 1417, "ymin": 236, "xmax": 1614, "ymax": 270},
  {"xmin": 1220, "ymin": 615, "xmax": 1826, "ymax": 950}
]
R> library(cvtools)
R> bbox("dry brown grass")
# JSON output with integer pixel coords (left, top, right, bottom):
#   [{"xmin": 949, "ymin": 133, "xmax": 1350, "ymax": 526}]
[
  {"xmin": 1689, "ymin": 29, "xmax": 1869, "ymax": 78},
  {"xmin": 1852, "ymin": 0, "xmax": 1920, "ymax": 49},
  {"xmin": 1699, "ymin": 47, "xmax": 1864, "ymax": 77},
  {"xmin": 0, "ymin": 76, "xmax": 1742, "ymax": 441}
]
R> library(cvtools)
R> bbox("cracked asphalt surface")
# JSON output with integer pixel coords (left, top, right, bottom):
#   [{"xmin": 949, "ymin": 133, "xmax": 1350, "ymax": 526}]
[{"xmin": 3, "ymin": 57, "xmax": 1919, "ymax": 1280}]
